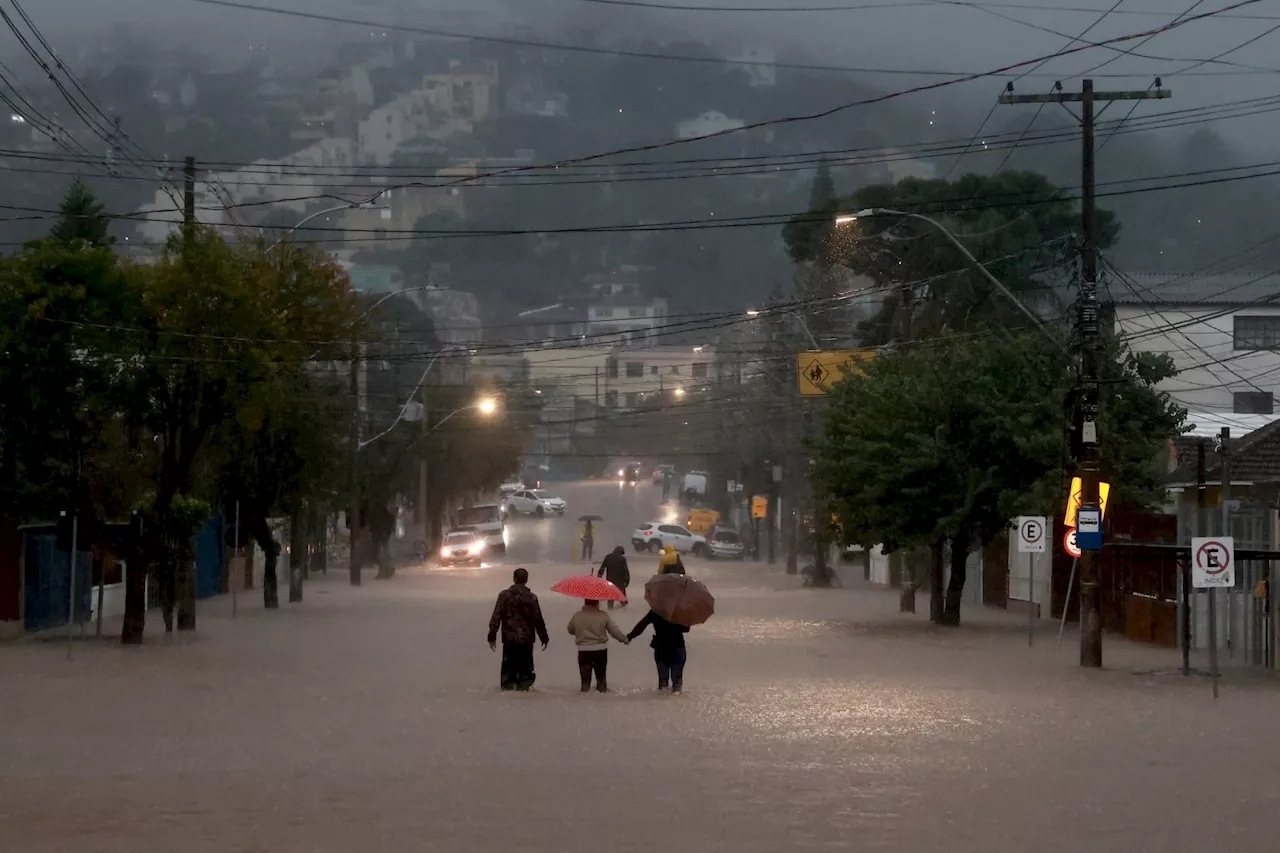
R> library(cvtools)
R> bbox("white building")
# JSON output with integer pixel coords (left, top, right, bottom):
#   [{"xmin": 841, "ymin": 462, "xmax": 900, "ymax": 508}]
[
  {"xmin": 728, "ymin": 46, "xmax": 777, "ymax": 87},
  {"xmin": 676, "ymin": 111, "xmax": 745, "ymax": 141},
  {"xmin": 1113, "ymin": 271, "xmax": 1280, "ymax": 415}
]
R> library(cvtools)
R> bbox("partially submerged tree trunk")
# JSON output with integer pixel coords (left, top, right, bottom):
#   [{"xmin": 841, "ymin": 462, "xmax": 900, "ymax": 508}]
[
  {"xmin": 175, "ymin": 554, "xmax": 196, "ymax": 631},
  {"xmin": 374, "ymin": 532, "xmax": 395, "ymax": 579},
  {"xmin": 250, "ymin": 513, "xmax": 281, "ymax": 609},
  {"xmin": 121, "ymin": 514, "xmax": 147, "ymax": 644},
  {"xmin": 929, "ymin": 539, "xmax": 945, "ymax": 624},
  {"xmin": 895, "ymin": 551, "xmax": 917, "ymax": 613},
  {"xmin": 940, "ymin": 533, "xmax": 971, "ymax": 627},
  {"xmin": 288, "ymin": 510, "xmax": 304, "ymax": 603}
]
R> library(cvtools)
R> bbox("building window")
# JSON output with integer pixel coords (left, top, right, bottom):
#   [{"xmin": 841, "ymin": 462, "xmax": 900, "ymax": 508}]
[
  {"xmin": 692, "ymin": 362, "xmax": 707, "ymax": 378},
  {"xmin": 606, "ymin": 358, "xmax": 618, "ymax": 379},
  {"xmin": 629, "ymin": 307, "xmax": 646, "ymax": 318},
  {"xmin": 1234, "ymin": 391, "xmax": 1274, "ymax": 414},
  {"xmin": 594, "ymin": 308, "xmax": 613, "ymax": 319},
  {"xmin": 625, "ymin": 392, "xmax": 640, "ymax": 408},
  {"xmin": 650, "ymin": 365, "xmax": 659, "ymax": 375},
  {"xmin": 626, "ymin": 361, "xmax": 644, "ymax": 378},
  {"xmin": 669, "ymin": 365, "xmax": 680, "ymax": 375},
  {"xmin": 605, "ymin": 390, "xmax": 618, "ymax": 408},
  {"xmin": 1233, "ymin": 316, "xmax": 1280, "ymax": 350}
]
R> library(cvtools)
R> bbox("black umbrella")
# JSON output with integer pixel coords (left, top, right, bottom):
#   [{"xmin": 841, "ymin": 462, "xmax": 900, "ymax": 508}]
[{"xmin": 578, "ymin": 514, "xmax": 603, "ymax": 522}]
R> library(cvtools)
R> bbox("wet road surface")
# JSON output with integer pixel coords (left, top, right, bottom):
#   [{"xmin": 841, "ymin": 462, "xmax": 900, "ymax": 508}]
[{"xmin": 4, "ymin": 482, "xmax": 1280, "ymax": 851}]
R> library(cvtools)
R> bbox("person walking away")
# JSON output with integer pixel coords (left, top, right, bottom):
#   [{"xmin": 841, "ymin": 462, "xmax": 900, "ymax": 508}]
[
  {"xmin": 487, "ymin": 568, "xmax": 549, "ymax": 691},
  {"xmin": 581, "ymin": 520, "xmax": 595, "ymax": 562},
  {"xmin": 658, "ymin": 544, "xmax": 685, "ymax": 575},
  {"xmin": 627, "ymin": 609, "xmax": 690, "ymax": 693},
  {"xmin": 661, "ymin": 470, "xmax": 672, "ymax": 502},
  {"xmin": 567, "ymin": 599, "xmax": 629, "ymax": 692},
  {"xmin": 597, "ymin": 545, "xmax": 631, "ymax": 609}
]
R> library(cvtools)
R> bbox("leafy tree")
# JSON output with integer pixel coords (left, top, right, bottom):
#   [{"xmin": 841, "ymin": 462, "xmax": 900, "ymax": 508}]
[
  {"xmin": 50, "ymin": 180, "xmax": 112, "ymax": 246},
  {"xmin": 785, "ymin": 171, "xmax": 1119, "ymax": 344},
  {"xmin": 813, "ymin": 330, "xmax": 1183, "ymax": 625}
]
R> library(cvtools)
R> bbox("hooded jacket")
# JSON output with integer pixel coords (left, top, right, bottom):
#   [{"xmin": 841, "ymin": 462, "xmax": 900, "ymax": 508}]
[
  {"xmin": 658, "ymin": 545, "xmax": 686, "ymax": 575},
  {"xmin": 597, "ymin": 546, "xmax": 631, "ymax": 588}
]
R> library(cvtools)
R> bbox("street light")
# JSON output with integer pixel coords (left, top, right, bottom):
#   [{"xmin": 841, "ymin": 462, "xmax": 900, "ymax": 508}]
[
  {"xmin": 270, "ymin": 190, "xmax": 390, "ymax": 250},
  {"xmin": 476, "ymin": 396, "xmax": 498, "ymax": 416},
  {"xmin": 673, "ymin": 387, "xmax": 686, "ymax": 398},
  {"xmin": 835, "ymin": 207, "xmax": 1048, "ymax": 335}
]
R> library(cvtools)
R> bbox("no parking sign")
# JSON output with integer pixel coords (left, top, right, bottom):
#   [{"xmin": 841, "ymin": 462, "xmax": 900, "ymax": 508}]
[{"xmin": 1191, "ymin": 537, "xmax": 1235, "ymax": 589}]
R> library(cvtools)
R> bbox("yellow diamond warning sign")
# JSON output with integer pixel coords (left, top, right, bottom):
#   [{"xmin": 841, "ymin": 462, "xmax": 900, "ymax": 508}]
[{"xmin": 796, "ymin": 350, "xmax": 874, "ymax": 396}]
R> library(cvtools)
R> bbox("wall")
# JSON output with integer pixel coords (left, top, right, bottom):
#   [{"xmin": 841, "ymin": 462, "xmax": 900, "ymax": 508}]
[{"xmin": 1116, "ymin": 303, "xmax": 1280, "ymax": 412}]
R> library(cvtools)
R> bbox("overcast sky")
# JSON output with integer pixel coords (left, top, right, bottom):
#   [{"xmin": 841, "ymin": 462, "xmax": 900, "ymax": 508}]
[{"xmin": 24, "ymin": 0, "xmax": 1280, "ymax": 149}]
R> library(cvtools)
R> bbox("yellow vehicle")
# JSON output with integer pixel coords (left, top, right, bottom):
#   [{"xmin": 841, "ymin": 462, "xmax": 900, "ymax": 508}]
[{"xmin": 687, "ymin": 508, "xmax": 720, "ymax": 535}]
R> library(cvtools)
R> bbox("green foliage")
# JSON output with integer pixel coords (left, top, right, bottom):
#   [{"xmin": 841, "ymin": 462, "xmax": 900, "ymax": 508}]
[
  {"xmin": 814, "ymin": 330, "xmax": 1184, "ymax": 557},
  {"xmin": 50, "ymin": 180, "xmax": 112, "ymax": 247}
]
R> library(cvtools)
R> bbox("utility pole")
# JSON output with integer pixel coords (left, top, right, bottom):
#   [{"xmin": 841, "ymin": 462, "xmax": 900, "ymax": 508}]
[
  {"xmin": 348, "ymin": 336, "xmax": 362, "ymax": 586},
  {"xmin": 1000, "ymin": 78, "xmax": 1170, "ymax": 669},
  {"xmin": 182, "ymin": 155, "xmax": 196, "ymax": 241}
]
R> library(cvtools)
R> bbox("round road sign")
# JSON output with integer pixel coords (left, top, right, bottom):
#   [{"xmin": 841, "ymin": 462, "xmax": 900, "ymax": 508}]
[
  {"xmin": 1063, "ymin": 527, "xmax": 1082, "ymax": 559},
  {"xmin": 1195, "ymin": 540, "xmax": 1231, "ymax": 575},
  {"xmin": 1019, "ymin": 518, "xmax": 1044, "ymax": 547}
]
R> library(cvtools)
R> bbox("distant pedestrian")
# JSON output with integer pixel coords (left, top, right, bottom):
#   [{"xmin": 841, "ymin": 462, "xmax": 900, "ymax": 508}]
[
  {"xmin": 658, "ymin": 544, "xmax": 685, "ymax": 575},
  {"xmin": 567, "ymin": 599, "xmax": 629, "ymax": 692},
  {"xmin": 597, "ymin": 545, "xmax": 631, "ymax": 609},
  {"xmin": 627, "ymin": 609, "xmax": 690, "ymax": 693},
  {"xmin": 661, "ymin": 471, "xmax": 672, "ymax": 502},
  {"xmin": 581, "ymin": 520, "xmax": 595, "ymax": 562},
  {"xmin": 487, "ymin": 568, "xmax": 549, "ymax": 691}
]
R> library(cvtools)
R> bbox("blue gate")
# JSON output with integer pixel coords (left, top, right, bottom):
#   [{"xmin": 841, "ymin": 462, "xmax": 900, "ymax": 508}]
[
  {"xmin": 195, "ymin": 514, "xmax": 225, "ymax": 599},
  {"xmin": 23, "ymin": 532, "xmax": 92, "ymax": 632}
]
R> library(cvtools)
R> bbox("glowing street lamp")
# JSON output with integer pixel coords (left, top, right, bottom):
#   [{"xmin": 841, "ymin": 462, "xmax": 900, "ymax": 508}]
[{"xmin": 476, "ymin": 396, "xmax": 498, "ymax": 416}]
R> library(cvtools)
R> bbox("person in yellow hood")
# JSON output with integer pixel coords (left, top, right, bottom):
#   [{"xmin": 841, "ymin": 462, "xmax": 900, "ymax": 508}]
[{"xmin": 658, "ymin": 544, "xmax": 685, "ymax": 575}]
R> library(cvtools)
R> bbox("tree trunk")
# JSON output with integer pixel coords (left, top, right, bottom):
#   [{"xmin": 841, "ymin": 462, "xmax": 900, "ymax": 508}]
[
  {"xmin": 250, "ymin": 513, "xmax": 280, "ymax": 609},
  {"xmin": 288, "ymin": 510, "xmax": 304, "ymax": 603},
  {"xmin": 940, "ymin": 533, "xmax": 970, "ymax": 627},
  {"xmin": 348, "ymin": 507, "xmax": 362, "ymax": 586},
  {"xmin": 929, "ymin": 539, "xmax": 945, "ymax": 624},
  {"xmin": 374, "ymin": 532, "xmax": 395, "ymax": 579},
  {"xmin": 896, "ymin": 552, "xmax": 917, "ymax": 613},
  {"xmin": 121, "ymin": 516, "xmax": 148, "ymax": 645},
  {"xmin": 175, "ymin": 552, "xmax": 196, "ymax": 632}
]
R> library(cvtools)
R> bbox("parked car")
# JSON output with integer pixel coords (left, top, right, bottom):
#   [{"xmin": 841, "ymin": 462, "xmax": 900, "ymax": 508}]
[
  {"xmin": 707, "ymin": 528, "xmax": 745, "ymax": 560},
  {"xmin": 499, "ymin": 479, "xmax": 524, "ymax": 496},
  {"xmin": 631, "ymin": 522, "xmax": 707, "ymax": 555},
  {"xmin": 652, "ymin": 463, "xmax": 675, "ymax": 484},
  {"xmin": 454, "ymin": 504, "xmax": 506, "ymax": 552},
  {"xmin": 439, "ymin": 529, "xmax": 486, "ymax": 567},
  {"xmin": 619, "ymin": 463, "xmax": 641, "ymax": 485},
  {"xmin": 504, "ymin": 489, "xmax": 566, "ymax": 517}
]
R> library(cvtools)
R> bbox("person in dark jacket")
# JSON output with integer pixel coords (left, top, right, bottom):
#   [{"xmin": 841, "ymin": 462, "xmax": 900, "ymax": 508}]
[
  {"xmin": 596, "ymin": 545, "xmax": 631, "ymax": 609},
  {"xmin": 627, "ymin": 610, "xmax": 690, "ymax": 693},
  {"xmin": 487, "ymin": 568, "xmax": 550, "ymax": 690}
]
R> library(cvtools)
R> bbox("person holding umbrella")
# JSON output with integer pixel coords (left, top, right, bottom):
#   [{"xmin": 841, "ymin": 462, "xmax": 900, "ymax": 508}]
[
  {"xmin": 487, "ymin": 568, "xmax": 550, "ymax": 691},
  {"xmin": 628, "ymin": 572, "xmax": 715, "ymax": 694},
  {"xmin": 551, "ymin": 574, "xmax": 628, "ymax": 692},
  {"xmin": 596, "ymin": 545, "xmax": 631, "ymax": 609}
]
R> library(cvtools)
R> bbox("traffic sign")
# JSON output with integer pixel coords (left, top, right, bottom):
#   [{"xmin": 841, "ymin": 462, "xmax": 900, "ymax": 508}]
[
  {"xmin": 1192, "ymin": 537, "xmax": 1235, "ymax": 589},
  {"xmin": 751, "ymin": 495, "xmax": 768, "ymax": 519},
  {"xmin": 1064, "ymin": 477, "xmax": 1111, "ymax": 527},
  {"xmin": 795, "ymin": 349, "xmax": 875, "ymax": 396},
  {"xmin": 1016, "ymin": 516, "xmax": 1048, "ymax": 553},
  {"xmin": 1076, "ymin": 506, "xmax": 1102, "ymax": 551},
  {"xmin": 1063, "ymin": 527, "xmax": 1082, "ymax": 559}
]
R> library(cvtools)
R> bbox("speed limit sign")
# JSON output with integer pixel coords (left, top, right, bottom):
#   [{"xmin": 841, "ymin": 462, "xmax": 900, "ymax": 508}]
[{"xmin": 1063, "ymin": 527, "xmax": 1082, "ymax": 559}]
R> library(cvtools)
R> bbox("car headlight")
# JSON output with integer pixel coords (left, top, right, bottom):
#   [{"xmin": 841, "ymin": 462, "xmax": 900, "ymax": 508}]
[
  {"xmin": 617, "ymin": 469, "xmax": 624, "ymax": 476},
  {"xmin": 470, "ymin": 542, "xmax": 485, "ymax": 555},
  {"xmin": 439, "ymin": 547, "xmax": 450, "ymax": 559}
]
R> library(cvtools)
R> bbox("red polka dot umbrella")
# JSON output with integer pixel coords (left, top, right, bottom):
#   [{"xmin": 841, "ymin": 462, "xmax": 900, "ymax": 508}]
[{"xmin": 550, "ymin": 574, "xmax": 626, "ymax": 602}]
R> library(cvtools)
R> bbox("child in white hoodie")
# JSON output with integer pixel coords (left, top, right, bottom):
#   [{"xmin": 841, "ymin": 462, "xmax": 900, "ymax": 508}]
[{"xmin": 567, "ymin": 600, "xmax": 629, "ymax": 692}]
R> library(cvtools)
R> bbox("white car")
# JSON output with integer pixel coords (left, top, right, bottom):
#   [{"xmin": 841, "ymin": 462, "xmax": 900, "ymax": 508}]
[
  {"xmin": 439, "ymin": 530, "xmax": 485, "ymax": 567},
  {"xmin": 631, "ymin": 522, "xmax": 707, "ymax": 555},
  {"xmin": 499, "ymin": 479, "xmax": 524, "ymax": 496},
  {"xmin": 504, "ymin": 489, "xmax": 566, "ymax": 517},
  {"xmin": 455, "ymin": 504, "xmax": 506, "ymax": 552}
]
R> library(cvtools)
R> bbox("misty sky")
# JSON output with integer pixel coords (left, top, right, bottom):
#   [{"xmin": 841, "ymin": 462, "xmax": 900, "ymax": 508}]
[{"xmin": 26, "ymin": 0, "xmax": 1280, "ymax": 150}]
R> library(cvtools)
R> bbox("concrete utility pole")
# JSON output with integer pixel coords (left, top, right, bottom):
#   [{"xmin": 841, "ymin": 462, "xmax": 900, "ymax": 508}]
[{"xmin": 1000, "ymin": 79, "xmax": 1171, "ymax": 668}]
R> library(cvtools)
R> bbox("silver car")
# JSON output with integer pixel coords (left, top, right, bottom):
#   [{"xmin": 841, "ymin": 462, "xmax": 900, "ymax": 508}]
[{"xmin": 707, "ymin": 529, "xmax": 745, "ymax": 560}]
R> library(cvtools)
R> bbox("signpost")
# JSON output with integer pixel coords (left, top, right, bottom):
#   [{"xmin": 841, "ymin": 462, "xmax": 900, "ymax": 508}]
[
  {"xmin": 1187, "ymin": 535, "xmax": 1228, "ymax": 696},
  {"xmin": 1016, "ymin": 516, "xmax": 1047, "ymax": 646},
  {"xmin": 795, "ymin": 349, "xmax": 875, "ymax": 396}
]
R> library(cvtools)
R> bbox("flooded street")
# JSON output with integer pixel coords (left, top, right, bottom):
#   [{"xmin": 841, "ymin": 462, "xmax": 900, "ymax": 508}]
[{"xmin": 3, "ymin": 480, "xmax": 1279, "ymax": 851}]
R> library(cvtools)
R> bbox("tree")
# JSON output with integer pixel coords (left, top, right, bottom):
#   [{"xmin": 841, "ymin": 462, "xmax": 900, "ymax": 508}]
[
  {"xmin": 50, "ymin": 180, "xmax": 112, "ymax": 246},
  {"xmin": 785, "ymin": 171, "xmax": 1120, "ymax": 345},
  {"xmin": 813, "ymin": 329, "xmax": 1183, "ymax": 625}
]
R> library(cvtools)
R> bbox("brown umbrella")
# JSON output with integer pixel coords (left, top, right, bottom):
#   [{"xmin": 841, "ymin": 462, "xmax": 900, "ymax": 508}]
[{"xmin": 643, "ymin": 573, "xmax": 714, "ymax": 627}]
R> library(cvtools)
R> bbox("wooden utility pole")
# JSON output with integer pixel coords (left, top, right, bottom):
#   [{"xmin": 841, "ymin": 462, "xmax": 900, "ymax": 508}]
[
  {"xmin": 348, "ymin": 336, "xmax": 362, "ymax": 586},
  {"xmin": 1000, "ymin": 79, "xmax": 1170, "ymax": 668},
  {"xmin": 182, "ymin": 156, "xmax": 196, "ymax": 241}
]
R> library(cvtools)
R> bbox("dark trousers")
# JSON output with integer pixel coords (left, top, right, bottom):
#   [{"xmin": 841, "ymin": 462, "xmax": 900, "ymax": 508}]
[
  {"xmin": 500, "ymin": 642, "xmax": 536, "ymax": 691},
  {"xmin": 577, "ymin": 649, "xmax": 608, "ymax": 691},
  {"xmin": 655, "ymin": 647, "xmax": 687, "ymax": 690},
  {"xmin": 606, "ymin": 586, "xmax": 628, "ymax": 609},
  {"xmin": 582, "ymin": 540, "xmax": 594, "ymax": 561}
]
